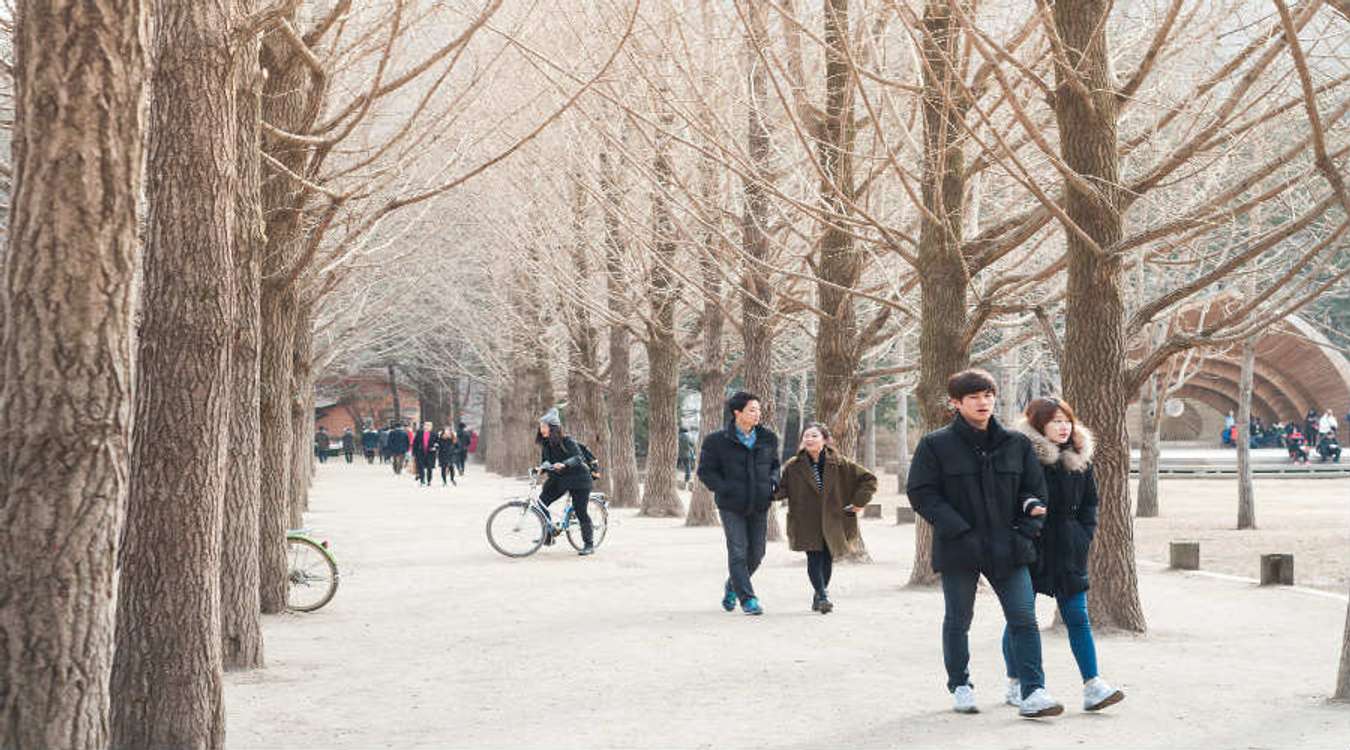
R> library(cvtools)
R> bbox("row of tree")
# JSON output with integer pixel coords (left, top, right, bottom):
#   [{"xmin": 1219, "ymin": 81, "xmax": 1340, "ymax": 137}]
[
  {"xmin": 323, "ymin": 0, "xmax": 1349, "ymax": 694},
  {"xmin": 2, "ymin": 1, "xmax": 1348, "ymax": 747},
  {"xmin": 0, "ymin": 1, "xmax": 628, "ymax": 746}
]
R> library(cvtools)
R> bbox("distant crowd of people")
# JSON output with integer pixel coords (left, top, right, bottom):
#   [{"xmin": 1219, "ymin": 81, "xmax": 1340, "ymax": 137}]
[
  {"xmin": 314, "ymin": 421, "xmax": 478, "ymax": 485},
  {"xmin": 1221, "ymin": 408, "xmax": 1342, "ymax": 463}
]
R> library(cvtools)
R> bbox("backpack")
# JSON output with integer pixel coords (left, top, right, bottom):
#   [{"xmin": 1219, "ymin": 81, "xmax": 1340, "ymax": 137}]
[{"xmin": 574, "ymin": 441, "xmax": 601, "ymax": 480}]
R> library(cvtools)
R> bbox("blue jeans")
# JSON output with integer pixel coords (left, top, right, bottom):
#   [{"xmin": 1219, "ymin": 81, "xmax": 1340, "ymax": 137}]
[
  {"xmin": 941, "ymin": 566, "xmax": 1044, "ymax": 699},
  {"xmin": 1003, "ymin": 590, "xmax": 1098, "ymax": 682},
  {"xmin": 720, "ymin": 509, "xmax": 767, "ymax": 601}
]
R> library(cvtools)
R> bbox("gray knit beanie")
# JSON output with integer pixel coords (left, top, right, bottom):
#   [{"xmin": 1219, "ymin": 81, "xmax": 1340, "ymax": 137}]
[{"xmin": 540, "ymin": 407, "xmax": 562, "ymax": 427}]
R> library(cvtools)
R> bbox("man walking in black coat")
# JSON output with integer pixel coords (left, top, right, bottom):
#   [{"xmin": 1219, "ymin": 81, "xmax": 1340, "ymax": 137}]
[
  {"xmin": 361, "ymin": 424, "xmax": 379, "ymax": 463},
  {"xmin": 411, "ymin": 420, "xmax": 437, "ymax": 486},
  {"xmin": 386, "ymin": 422, "xmax": 410, "ymax": 475},
  {"xmin": 340, "ymin": 427, "xmax": 355, "ymax": 464},
  {"xmin": 696, "ymin": 391, "xmax": 780, "ymax": 616},
  {"xmin": 455, "ymin": 422, "xmax": 471, "ymax": 475},
  {"xmin": 906, "ymin": 369, "xmax": 1063, "ymax": 718}
]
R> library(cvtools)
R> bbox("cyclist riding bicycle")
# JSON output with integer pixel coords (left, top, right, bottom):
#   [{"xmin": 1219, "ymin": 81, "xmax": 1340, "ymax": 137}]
[{"xmin": 536, "ymin": 408, "xmax": 596, "ymax": 556}]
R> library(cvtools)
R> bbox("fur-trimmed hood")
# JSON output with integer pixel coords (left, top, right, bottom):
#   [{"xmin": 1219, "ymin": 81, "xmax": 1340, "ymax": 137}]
[{"xmin": 1017, "ymin": 419, "xmax": 1095, "ymax": 472}]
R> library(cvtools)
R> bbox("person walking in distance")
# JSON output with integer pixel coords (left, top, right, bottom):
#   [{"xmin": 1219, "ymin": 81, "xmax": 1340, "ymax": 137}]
[
  {"xmin": 435, "ymin": 426, "xmax": 460, "ymax": 486},
  {"xmin": 678, "ymin": 426, "xmax": 696, "ymax": 487},
  {"xmin": 411, "ymin": 420, "xmax": 437, "ymax": 487},
  {"xmin": 361, "ymin": 423, "xmax": 379, "ymax": 464},
  {"xmin": 906, "ymin": 369, "xmax": 1062, "ymax": 718},
  {"xmin": 1011, "ymin": 397, "xmax": 1125, "ymax": 713},
  {"xmin": 536, "ymin": 408, "xmax": 595, "ymax": 556},
  {"xmin": 455, "ymin": 421, "xmax": 471, "ymax": 475},
  {"xmin": 314, "ymin": 426, "xmax": 331, "ymax": 464},
  {"xmin": 696, "ymin": 391, "xmax": 780, "ymax": 616},
  {"xmin": 341, "ymin": 427, "xmax": 355, "ymax": 464},
  {"xmin": 773, "ymin": 422, "xmax": 876, "ymax": 614},
  {"xmin": 386, "ymin": 421, "xmax": 410, "ymax": 475}
]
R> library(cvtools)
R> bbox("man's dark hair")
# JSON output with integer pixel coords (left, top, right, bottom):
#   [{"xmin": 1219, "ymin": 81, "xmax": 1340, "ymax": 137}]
[
  {"xmin": 457, "ymin": 422, "xmax": 466, "ymax": 430},
  {"xmin": 726, "ymin": 391, "xmax": 760, "ymax": 416},
  {"xmin": 947, "ymin": 369, "xmax": 998, "ymax": 400}
]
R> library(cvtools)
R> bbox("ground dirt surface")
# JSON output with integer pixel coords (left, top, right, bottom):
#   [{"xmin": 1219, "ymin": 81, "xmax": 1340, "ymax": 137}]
[{"xmin": 226, "ymin": 462, "xmax": 1350, "ymax": 749}]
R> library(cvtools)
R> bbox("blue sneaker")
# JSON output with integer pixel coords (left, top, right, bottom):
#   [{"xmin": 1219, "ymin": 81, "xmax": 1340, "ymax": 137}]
[
  {"xmin": 721, "ymin": 589, "xmax": 738, "ymax": 612},
  {"xmin": 742, "ymin": 597, "xmax": 763, "ymax": 616}
]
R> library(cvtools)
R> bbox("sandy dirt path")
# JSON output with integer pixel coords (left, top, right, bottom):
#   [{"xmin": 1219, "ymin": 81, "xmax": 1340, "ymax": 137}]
[{"xmin": 226, "ymin": 462, "xmax": 1350, "ymax": 749}]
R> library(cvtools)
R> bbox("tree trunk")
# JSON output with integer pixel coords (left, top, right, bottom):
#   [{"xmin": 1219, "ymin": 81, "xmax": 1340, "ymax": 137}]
[
  {"xmin": 221, "ymin": 3, "xmax": 266, "ymax": 670},
  {"xmin": 289, "ymin": 313, "xmax": 314, "ymax": 529},
  {"xmin": 565, "ymin": 173, "xmax": 610, "ymax": 497},
  {"xmin": 813, "ymin": 0, "xmax": 865, "ymax": 453},
  {"xmin": 1236, "ymin": 335, "xmax": 1258, "ymax": 530},
  {"xmin": 256, "ymin": 18, "xmax": 322, "ymax": 614},
  {"xmin": 601, "ymin": 150, "xmax": 641, "ymax": 508},
  {"xmin": 741, "ymin": 1, "xmax": 781, "ymax": 541},
  {"xmin": 687, "ymin": 154, "xmax": 729, "ymax": 527},
  {"xmin": 910, "ymin": 0, "xmax": 971, "ymax": 587},
  {"xmin": 0, "ymin": 2, "xmax": 146, "ymax": 745},
  {"xmin": 1052, "ymin": 0, "xmax": 1146, "ymax": 632},
  {"xmin": 640, "ymin": 97, "xmax": 684, "ymax": 519},
  {"xmin": 110, "ymin": 2, "xmax": 237, "ymax": 744},
  {"xmin": 257, "ymin": 283, "xmax": 295, "ymax": 614},
  {"xmin": 483, "ymin": 386, "xmax": 504, "ymax": 474},
  {"xmin": 741, "ymin": 0, "xmax": 775, "ymax": 418},
  {"xmin": 1135, "ymin": 372, "xmax": 1162, "ymax": 518}
]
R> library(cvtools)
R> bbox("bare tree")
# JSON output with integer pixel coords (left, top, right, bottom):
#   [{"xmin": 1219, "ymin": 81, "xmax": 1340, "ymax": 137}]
[
  {"xmin": 111, "ymin": 0, "xmax": 239, "ymax": 745},
  {"xmin": 221, "ymin": 0, "xmax": 266, "ymax": 671},
  {"xmin": 0, "ymin": 1, "xmax": 147, "ymax": 746}
]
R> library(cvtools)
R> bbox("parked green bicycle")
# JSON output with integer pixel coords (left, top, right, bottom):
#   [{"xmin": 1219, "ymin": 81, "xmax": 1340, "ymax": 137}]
[
  {"xmin": 286, "ymin": 529, "xmax": 339, "ymax": 612},
  {"xmin": 486, "ymin": 467, "xmax": 610, "ymax": 557}
]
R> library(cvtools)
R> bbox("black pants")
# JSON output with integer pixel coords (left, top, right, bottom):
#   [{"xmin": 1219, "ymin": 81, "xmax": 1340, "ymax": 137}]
[
  {"xmin": 391, "ymin": 453, "xmax": 405, "ymax": 474},
  {"xmin": 440, "ymin": 459, "xmax": 456, "ymax": 484},
  {"xmin": 316, "ymin": 449, "xmax": 328, "ymax": 464},
  {"xmin": 720, "ymin": 509, "xmax": 767, "ymax": 601},
  {"xmin": 343, "ymin": 449, "xmax": 353, "ymax": 463},
  {"xmin": 806, "ymin": 549, "xmax": 833, "ymax": 597},
  {"xmin": 415, "ymin": 455, "xmax": 434, "ymax": 485},
  {"xmin": 364, "ymin": 449, "xmax": 375, "ymax": 464},
  {"xmin": 539, "ymin": 483, "xmax": 593, "ymax": 546},
  {"xmin": 455, "ymin": 451, "xmax": 467, "ymax": 474}
]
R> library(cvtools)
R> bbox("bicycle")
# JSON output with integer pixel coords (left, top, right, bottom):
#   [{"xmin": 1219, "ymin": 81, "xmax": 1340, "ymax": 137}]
[
  {"xmin": 485, "ymin": 466, "xmax": 610, "ymax": 557},
  {"xmin": 286, "ymin": 529, "xmax": 339, "ymax": 612}
]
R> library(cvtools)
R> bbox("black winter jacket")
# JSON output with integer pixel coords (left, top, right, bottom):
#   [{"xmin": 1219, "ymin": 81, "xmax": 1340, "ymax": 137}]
[
  {"xmin": 906, "ymin": 414, "xmax": 1048, "ymax": 577},
  {"xmin": 434, "ymin": 434, "xmax": 460, "ymax": 463},
  {"xmin": 386, "ymin": 429, "xmax": 410, "ymax": 454},
  {"xmin": 1017, "ymin": 422, "xmax": 1099, "ymax": 597},
  {"xmin": 540, "ymin": 436, "xmax": 593, "ymax": 492},
  {"xmin": 696, "ymin": 423, "xmax": 780, "ymax": 516}
]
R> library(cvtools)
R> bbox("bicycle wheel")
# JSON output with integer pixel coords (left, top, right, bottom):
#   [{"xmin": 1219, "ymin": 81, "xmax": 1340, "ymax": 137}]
[
  {"xmin": 287, "ymin": 536, "xmax": 339, "ymax": 612},
  {"xmin": 486, "ymin": 500, "xmax": 548, "ymax": 558},
  {"xmin": 565, "ymin": 497, "xmax": 609, "ymax": 551}
]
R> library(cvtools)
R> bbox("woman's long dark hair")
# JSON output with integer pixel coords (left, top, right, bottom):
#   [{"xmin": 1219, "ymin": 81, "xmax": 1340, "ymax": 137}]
[{"xmin": 535, "ymin": 422, "xmax": 565, "ymax": 449}]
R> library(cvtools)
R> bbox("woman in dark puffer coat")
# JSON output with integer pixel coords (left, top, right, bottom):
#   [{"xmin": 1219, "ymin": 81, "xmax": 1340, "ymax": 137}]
[{"xmin": 1003, "ymin": 397, "xmax": 1125, "ymax": 714}]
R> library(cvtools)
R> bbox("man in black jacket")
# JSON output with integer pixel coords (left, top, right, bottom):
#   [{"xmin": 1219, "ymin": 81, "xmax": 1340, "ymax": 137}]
[
  {"xmin": 386, "ymin": 422, "xmax": 410, "ymax": 475},
  {"xmin": 907, "ymin": 369, "xmax": 1062, "ymax": 718},
  {"xmin": 696, "ymin": 391, "xmax": 780, "ymax": 616},
  {"xmin": 455, "ymin": 422, "xmax": 471, "ymax": 475},
  {"xmin": 411, "ymin": 420, "xmax": 437, "ymax": 486}
]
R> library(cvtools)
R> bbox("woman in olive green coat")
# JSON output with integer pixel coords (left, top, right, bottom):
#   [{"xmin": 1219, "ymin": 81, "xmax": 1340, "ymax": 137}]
[{"xmin": 773, "ymin": 423, "xmax": 878, "ymax": 613}]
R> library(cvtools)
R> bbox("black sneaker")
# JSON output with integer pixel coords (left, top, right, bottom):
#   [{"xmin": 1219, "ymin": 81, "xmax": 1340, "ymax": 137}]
[
  {"xmin": 817, "ymin": 597, "xmax": 833, "ymax": 614},
  {"xmin": 578, "ymin": 544, "xmax": 595, "ymax": 556}
]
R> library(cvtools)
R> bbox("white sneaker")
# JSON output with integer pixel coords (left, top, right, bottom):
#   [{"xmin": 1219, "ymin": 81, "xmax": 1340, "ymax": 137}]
[
  {"xmin": 1083, "ymin": 677, "xmax": 1124, "ymax": 711},
  {"xmin": 1018, "ymin": 687, "xmax": 1064, "ymax": 718},
  {"xmin": 1005, "ymin": 678, "xmax": 1021, "ymax": 707},
  {"xmin": 953, "ymin": 684, "xmax": 979, "ymax": 714}
]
